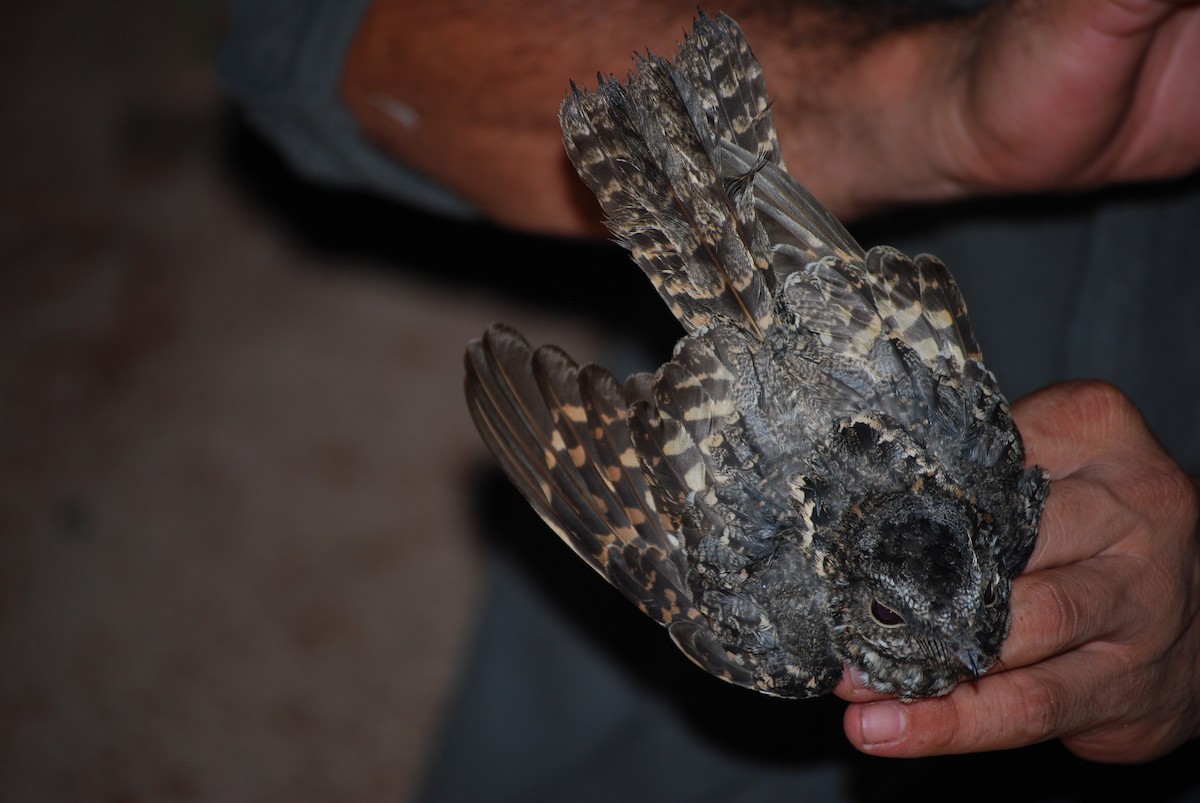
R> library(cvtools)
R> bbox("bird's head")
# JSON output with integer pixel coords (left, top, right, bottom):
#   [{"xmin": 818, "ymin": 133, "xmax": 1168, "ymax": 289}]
[{"xmin": 829, "ymin": 487, "xmax": 1013, "ymax": 698}]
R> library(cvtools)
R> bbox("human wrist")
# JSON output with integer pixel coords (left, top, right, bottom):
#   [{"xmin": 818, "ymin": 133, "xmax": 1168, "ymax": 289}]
[{"xmin": 760, "ymin": 14, "xmax": 978, "ymax": 222}]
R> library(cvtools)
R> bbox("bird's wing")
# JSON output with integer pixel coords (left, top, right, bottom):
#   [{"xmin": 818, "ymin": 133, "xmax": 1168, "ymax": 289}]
[
  {"xmin": 465, "ymin": 324, "xmax": 692, "ymax": 624},
  {"xmin": 464, "ymin": 324, "xmax": 765, "ymax": 687}
]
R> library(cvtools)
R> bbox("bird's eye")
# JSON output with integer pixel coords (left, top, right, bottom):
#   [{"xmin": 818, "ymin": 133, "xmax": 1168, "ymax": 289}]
[
  {"xmin": 983, "ymin": 579, "xmax": 998, "ymax": 607},
  {"xmin": 869, "ymin": 600, "xmax": 904, "ymax": 627}
]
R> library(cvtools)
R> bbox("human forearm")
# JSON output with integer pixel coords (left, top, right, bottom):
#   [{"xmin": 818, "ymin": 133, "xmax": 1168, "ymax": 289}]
[
  {"xmin": 341, "ymin": 1, "xmax": 1200, "ymax": 236},
  {"xmin": 338, "ymin": 0, "xmax": 956, "ymax": 234}
]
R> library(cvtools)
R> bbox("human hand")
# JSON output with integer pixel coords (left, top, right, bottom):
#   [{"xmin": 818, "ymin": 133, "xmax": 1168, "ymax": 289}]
[
  {"xmin": 789, "ymin": 0, "xmax": 1200, "ymax": 218},
  {"xmin": 836, "ymin": 380, "xmax": 1200, "ymax": 763}
]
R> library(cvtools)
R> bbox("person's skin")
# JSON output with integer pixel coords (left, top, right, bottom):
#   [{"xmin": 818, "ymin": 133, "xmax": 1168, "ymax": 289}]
[
  {"xmin": 342, "ymin": 0, "xmax": 1200, "ymax": 761},
  {"xmin": 342, "ymin": 0, "xmax": 1200, "ymax": 233}
]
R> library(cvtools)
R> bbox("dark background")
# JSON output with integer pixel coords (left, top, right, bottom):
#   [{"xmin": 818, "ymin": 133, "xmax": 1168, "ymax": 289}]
[{"xmin": 0, "ymin": 2, "xmax": 636, "ymax": 798}]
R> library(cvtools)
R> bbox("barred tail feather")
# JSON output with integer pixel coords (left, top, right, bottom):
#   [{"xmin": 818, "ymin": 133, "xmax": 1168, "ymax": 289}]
[{"xmin": 559, "ymin": 15, "xmax": 776, "ymax": 338}]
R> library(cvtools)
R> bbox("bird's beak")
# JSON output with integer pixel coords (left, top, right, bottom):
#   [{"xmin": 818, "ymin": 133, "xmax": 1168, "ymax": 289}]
[{"xmin": 954, "ymin": 647, "xmax": 984, "ymax": 681}]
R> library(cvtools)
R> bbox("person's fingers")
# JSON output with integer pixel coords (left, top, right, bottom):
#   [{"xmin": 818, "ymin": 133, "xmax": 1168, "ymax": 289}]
[
  {"xmin": 1022, "ymin": 475, "xmax": 1135, "ymax": 570},
  {"xmin": 1012, "ymin": 380, "xmax": 1185, "ymax": 571},
  {"xmin": 843, "ymin": 644, "xmax": 1129, "ymax": 757},
  {"xmin": 838, "ymin": 550, "xmax": 1142, "ymax": 704},
  {"xmin": 1010, "ymin": 380, "xmax": 1142, "ymax": 475},
  {"xmin": 1000, "ymin": 558, "xmax": 1139, "ymax": 668}
]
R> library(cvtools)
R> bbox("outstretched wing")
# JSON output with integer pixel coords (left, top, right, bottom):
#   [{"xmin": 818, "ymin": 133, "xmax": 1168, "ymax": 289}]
[
  {"xmin": 464, "ymin": 325, "xmax": 690, "ymax": 623},
  {"xmin": 464, "ymin": 325, "xmax": 763, "ymax": 688}
]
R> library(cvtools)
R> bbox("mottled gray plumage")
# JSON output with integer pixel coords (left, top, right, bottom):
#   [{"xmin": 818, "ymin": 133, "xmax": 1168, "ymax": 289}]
[{"xmin": 464, "ymin": 12, "xmax": 1048, "ymax": 699}]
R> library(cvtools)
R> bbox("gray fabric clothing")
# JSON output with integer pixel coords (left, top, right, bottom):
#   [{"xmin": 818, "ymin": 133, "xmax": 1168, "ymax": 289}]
[{"xmin": 218, "ymin": 0, "xmax": 478, "ymax": 219}]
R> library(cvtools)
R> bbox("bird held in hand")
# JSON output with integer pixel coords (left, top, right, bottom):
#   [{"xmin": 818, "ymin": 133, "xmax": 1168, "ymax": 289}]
[{"xmin": 464, "ymin": 11, "xmax": 1048, "ymax": 700}]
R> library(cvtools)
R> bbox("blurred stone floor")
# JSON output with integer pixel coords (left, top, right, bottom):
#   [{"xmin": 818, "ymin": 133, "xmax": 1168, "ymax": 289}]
[{"xmin": 0, "ymin": 2, "xmax": 634, "ymax": 800}]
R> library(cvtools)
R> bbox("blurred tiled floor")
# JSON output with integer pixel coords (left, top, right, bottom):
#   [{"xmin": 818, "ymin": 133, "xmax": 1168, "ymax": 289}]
[{"xmin": 0, "ymin": 2, "xmax": 613, "ymax": 800}]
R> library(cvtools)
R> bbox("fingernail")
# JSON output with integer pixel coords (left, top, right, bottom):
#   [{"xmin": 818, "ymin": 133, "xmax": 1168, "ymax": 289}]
[{"xmin": 860, "ymin": 702, "xmax": 906, "ymax": 746}]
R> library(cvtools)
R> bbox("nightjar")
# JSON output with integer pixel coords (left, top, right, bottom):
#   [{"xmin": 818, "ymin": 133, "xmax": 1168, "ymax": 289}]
[{"xmin": 464, "ymin": 12, "xmax": 1048, "ymax": 700}]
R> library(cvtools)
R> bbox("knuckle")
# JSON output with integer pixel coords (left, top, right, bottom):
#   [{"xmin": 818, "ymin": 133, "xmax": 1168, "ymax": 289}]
[
  {"xmin": 1158, "ymin": 460, "xmax": 1200, "ymax": 536},
  {"xmin": 1119, "ymin": 459, "xmax": 1198, "ymax": 627},
  {"xmin": 1123, "ymin": 444, "xmax": 1197, "ymax": 524},
  {"xmin": 1063, "ymin": 380, "xmax": 1151, "ymax": 452},
  {"xmin": 1013, "ymin": 668, "xmax": 1069, "ymax": 741},
  {"xmin": 912, "ymin": 696, "xmax": 965, "ymax": 754},
  {"xmin": 1022, "ymin": 573, "xmax": 1086, "ymax": 651},
  {"xmin": 1067, "ymin": 379, "xmax": 1133, "ymax": 422}
]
